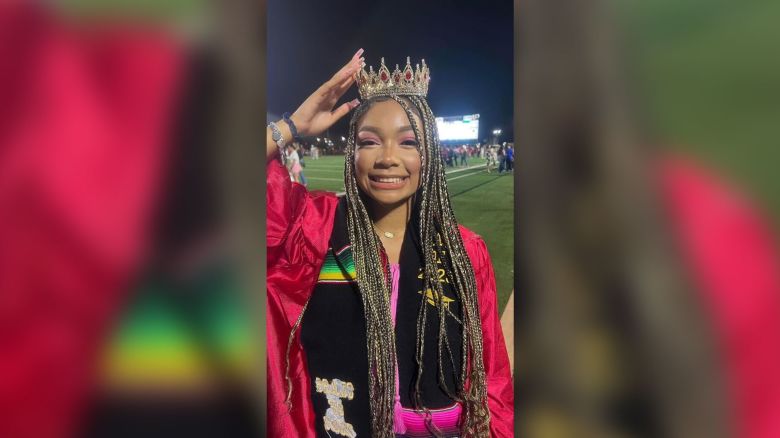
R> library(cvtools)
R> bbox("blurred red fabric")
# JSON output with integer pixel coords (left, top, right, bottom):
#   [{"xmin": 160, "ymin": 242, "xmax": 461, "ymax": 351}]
[
  {"xmin": 0, "ymin": 4, "xmax": 183, "ymax": 437},
  {"xmin": 659, "ymin": 156, "xmax": 780, "ymax": 438}
]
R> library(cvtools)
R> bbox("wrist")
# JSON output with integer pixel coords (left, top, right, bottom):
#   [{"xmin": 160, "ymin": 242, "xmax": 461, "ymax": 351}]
[
  {"xmin": 283, "ymin": 112, "xmax": 306, "ymax": 141},
  {"xmin": 275, "ymin": 119, "xmax": 294, "ymax": 145},
  {"xmin": 288, "ymin": 113, "xmax": 310, "ymax": 138}
]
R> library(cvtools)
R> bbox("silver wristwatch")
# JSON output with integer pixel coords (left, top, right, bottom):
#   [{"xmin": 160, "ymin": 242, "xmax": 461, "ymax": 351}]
[{"xmin": 268, "ymin": 121, "xmax": 285, "ymax": 149}]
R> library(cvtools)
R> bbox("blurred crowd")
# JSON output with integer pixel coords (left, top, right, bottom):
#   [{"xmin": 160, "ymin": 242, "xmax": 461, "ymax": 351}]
[{"xmin": 438, "ymin": 143, "xmax": 515, "ymax": 174}]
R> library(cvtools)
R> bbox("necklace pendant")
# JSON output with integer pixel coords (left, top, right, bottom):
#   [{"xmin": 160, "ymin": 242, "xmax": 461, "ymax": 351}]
[{"xmin": 384, "ymin": 231, "xmax": 395, "ymax": 239}]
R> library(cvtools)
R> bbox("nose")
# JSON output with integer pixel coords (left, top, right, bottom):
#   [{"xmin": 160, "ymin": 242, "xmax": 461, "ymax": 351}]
[{"xmin": 376, "ymin": 143, "xmax": 401, "ymax": 167}]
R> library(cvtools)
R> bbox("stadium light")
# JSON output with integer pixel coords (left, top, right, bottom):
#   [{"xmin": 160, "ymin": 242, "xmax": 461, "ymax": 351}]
[{"xmin": 341, "ymin": 136, "xmax": 346, "ymax": 141}]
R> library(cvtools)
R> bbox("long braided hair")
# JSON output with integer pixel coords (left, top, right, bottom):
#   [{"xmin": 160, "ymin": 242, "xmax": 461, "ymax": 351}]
[{"xmin": 342, "ymin": 94, "xmax": 491, "ymax": 436}]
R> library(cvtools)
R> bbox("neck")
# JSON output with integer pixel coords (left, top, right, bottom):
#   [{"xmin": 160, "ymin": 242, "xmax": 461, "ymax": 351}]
[{"xmin": 368, "ymin": 198, "xmax": 412, "ymax": 234}]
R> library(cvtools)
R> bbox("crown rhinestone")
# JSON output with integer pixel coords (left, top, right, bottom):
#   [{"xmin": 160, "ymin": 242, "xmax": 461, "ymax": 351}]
[{"xmin": 355, "ymin": 57, "xmax": 431, "ymax": 100}]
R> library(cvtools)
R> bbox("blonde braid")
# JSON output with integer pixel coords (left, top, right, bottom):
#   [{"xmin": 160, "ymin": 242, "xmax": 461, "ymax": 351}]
[{"xmin": 346, "ymin": 95, "xmax": 491, "ymax": 436}]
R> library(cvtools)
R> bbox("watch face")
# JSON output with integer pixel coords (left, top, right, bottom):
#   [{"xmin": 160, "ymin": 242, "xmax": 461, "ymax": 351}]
[{"xmin": 270, "ymin": 124, "xmax": 282, "ymax": 141}]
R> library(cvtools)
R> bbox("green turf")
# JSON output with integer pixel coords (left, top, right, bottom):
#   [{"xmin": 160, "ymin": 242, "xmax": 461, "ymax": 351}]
[
  {"xmin": 60, "ymin": 0, "xmax": 204, "ymax": 19},
  {"xmin": 613, "ymin": 0, "xmax": 780, "ymax": 223},
  {"xmin": 301, "ymin": 155, "xmax": 514, "ymax": 313}
]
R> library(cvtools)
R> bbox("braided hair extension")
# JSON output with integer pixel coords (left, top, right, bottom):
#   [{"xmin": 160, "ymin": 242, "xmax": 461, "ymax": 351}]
[{"xmin": 342, "ymin": 95, "xmax": 491, "ymax": 436}]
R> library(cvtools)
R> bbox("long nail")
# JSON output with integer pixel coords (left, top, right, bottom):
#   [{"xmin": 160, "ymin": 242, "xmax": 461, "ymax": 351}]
[
  {"xmin": 350, "ymin": 98, "xmax": 360, "ymax": 107},
  {"xmin": 354, "ymin": 48, "xmax": 364, "ymax": 59}
]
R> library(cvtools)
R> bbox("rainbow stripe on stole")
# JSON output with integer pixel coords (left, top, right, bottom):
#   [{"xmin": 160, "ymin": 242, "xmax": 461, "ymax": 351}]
[{"xmin": 317, "ymin": 246, "xmax": 357, "ymax": 283}]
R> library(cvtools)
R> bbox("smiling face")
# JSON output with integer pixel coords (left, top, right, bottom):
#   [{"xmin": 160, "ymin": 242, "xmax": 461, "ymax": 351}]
[{"xmin": 354, "ymin": 99, "xmax": 423, "ymax": 210}]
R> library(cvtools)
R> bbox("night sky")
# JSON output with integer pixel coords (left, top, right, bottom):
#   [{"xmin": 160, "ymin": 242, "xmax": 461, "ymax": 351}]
[{"xmin": 267, "ymin": 0, "xmax": 514, "ymax": 144}]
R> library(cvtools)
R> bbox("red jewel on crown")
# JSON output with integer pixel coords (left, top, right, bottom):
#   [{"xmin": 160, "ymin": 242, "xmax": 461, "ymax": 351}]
[{"xmin": 356, "ymin": 56, "xmax": 430, "ymax": 100}]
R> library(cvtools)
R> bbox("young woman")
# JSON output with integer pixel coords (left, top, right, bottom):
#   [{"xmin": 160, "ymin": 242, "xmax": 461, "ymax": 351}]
[{"xmin": 267, "ymin": 49, "xmax": 513, "ymax": 437}]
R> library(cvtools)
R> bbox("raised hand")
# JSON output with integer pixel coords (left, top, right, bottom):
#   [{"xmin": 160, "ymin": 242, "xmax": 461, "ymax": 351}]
[{"xmin": 288, "ymin": 48, "xmax": 365, "ymax": 137}]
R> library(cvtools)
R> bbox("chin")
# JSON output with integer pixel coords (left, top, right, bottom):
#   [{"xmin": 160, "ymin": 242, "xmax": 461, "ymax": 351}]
[{"xmin": 367, "ymin": 192, "xmax": 413, "ymax": 208}]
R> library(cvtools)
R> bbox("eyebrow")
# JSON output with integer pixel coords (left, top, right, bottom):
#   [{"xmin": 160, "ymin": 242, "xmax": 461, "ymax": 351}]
[{"xmin": 358, "ymin": 125, "xmax": 415, "ymax": 135}]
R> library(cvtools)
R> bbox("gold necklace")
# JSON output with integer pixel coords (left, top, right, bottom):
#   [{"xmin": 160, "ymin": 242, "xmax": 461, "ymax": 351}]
[{"xmin": 373, "ymin": 223, "xmax": 400, "ymax": 239}]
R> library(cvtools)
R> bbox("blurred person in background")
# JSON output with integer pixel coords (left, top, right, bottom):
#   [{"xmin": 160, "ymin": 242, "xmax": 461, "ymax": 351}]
[
  {"xmin": 446, "ymin": 147, "xmax": 456, "ymax": 168},
  {"xmin": 517, "ymin": 0, "xmax": 780, "ymax": 437},
  {"xmin": 505, "ymin": 144, "xmax": 513, "ymax": 172},
  {"xmin": 298, "ymin": 144, "xmax": 309, "ymax": 186},
  {"xmin": 486, "ymin": 146, "xmax": 496, "ymax": 174},
  {"xmin": 285, "ymin": 143, "xmax": 304, "ymax": 185}
]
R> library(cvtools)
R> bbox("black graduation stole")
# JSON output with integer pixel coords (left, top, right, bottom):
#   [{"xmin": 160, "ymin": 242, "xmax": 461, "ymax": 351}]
[{"xmin": 300, "ymin": 197, "xmax": 464, "ymax": 438}]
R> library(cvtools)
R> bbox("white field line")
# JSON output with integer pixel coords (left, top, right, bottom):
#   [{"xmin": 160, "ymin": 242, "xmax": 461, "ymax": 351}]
[
  {"xmin": 445, "ymin": 163, "xmax": 486, "ymax": 175},
  {"xmin": 304, "ymin": 170, "xmax": 344, "ymax": 175},
  {"xmin": 305, "ymin": 177, "xmax": 343, "ymax": 181},
  {"xmin": 448, "ymin": 170, "xmax": 485, "ymax": 182}
]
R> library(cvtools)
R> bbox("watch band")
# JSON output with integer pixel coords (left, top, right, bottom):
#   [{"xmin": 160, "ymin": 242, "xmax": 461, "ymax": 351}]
[{"xmin": 268, "ymin": 121, "xmax": 285, "ymax": 149}]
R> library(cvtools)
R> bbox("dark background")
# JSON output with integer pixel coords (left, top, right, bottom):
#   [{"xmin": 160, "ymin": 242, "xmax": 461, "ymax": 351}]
[{"xmin": 267, "ymin": 0, "xmax": 514, "ymax": 143}]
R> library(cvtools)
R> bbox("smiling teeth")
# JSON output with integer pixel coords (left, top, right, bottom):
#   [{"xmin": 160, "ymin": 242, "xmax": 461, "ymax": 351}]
[{"xmin": 376, "ymin": 177, "xmax": 403, "ymax": 183}]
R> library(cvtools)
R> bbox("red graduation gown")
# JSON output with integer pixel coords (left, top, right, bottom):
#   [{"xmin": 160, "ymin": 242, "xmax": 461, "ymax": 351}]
[{"xmin": 266, "ymin": 158, "xmax": 515, "ymax": 437}]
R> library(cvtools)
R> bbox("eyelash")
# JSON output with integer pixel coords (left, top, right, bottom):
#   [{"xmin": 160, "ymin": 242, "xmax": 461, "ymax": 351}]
[
  {"xmin": 357, "ymin": 139, "xmax": 419, "ymax": 148},
  {"xmin": 358, "ymin": 139, "xmax": 379, "ymax": 147}
]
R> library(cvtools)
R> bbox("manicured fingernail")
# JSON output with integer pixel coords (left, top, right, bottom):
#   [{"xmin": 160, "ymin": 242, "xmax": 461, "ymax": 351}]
[
  {"xmin": 351, "ymin": 98, "xmax": 360, "ymax": 106},
  {"xmin": 354, "ymin": 48, "xmax": 364, "ymax": 58}
]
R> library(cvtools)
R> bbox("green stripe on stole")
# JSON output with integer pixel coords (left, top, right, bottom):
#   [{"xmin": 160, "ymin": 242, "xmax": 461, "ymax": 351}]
[{"xmin": 317, "ymin": 246, "xmax": 356, "ymax": 283}]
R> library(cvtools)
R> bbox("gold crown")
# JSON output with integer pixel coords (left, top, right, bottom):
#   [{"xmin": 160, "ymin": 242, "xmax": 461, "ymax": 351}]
[{"xmin": 355, "ymin": 57, "xmax": 430, "ymax": 100}]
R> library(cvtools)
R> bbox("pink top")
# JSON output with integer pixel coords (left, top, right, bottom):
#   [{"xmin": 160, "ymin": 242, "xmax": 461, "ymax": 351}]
[{"xmin": 389, "ymin": 264, "xmax": 462, "ymax": 436}]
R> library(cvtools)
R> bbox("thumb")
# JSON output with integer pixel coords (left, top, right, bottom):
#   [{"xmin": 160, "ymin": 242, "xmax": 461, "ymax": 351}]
[{"xmin": 331, "ymin": 98, "xmax": 360, "ymax": 122}]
